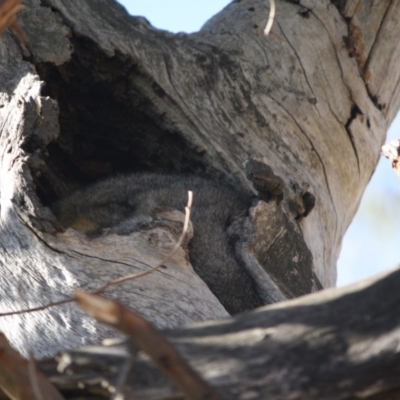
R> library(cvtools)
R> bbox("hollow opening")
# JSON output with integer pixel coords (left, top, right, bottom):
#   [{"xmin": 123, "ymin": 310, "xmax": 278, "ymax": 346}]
[{"xmin": 34, "ymin": 36, "xmax": 211, "ymax": 206}]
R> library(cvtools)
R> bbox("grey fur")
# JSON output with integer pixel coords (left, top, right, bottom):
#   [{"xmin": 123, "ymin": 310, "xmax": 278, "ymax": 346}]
[{"xmin": 52, "ymin": 174, "xmax": 264, "ymax": 314}]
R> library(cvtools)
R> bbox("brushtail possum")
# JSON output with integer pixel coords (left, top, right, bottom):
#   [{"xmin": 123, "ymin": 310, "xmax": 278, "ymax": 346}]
[{"xmin": 52, "ymin": 173, "xmax": 264, "ymax": 314}]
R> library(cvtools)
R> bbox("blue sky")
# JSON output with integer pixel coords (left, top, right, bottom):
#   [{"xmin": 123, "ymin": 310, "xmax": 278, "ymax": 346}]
[
  {"xmin": 118, "ymin": 1, "xmax": 400, "ymax": 286},
  {"xmin": 119, "ymin": 1, "xmax": 230, "ymax": 33}
]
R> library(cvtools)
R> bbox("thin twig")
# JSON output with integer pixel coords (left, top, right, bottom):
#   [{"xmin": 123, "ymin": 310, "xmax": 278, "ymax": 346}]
[
  {"xmin": 264, "ymin": 0, "xmax": 276, "ymax": 35},
  {"xmin": 75, "ymin": 289, "xmax": 223, "ymax": 400},
  {"xmin": 18, "ymin": 286, "xmax": 44, "ymax": 400},
  {"xmin": 27, "ymin": 350, "xmax": 44, "ymax": 400},
  {"xmin": 0, "ymin": 0, "xmax": 26, "ymax": 43},
  {"xmin": 111, "ymin": 347, "xmax": 137, "ymax": 400},
  {"xmin": 0, "ymin": 298, "xmax": 73, "ymax": 318},
  {"xmin": 0, "ymin": 191, "xmax": 193, "ymax": 317}
]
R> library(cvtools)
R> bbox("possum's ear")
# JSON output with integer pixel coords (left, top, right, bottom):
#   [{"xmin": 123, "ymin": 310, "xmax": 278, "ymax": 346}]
[{"xmin": 244, "ymin": 157, "xmax": 284, "ymax": 202}]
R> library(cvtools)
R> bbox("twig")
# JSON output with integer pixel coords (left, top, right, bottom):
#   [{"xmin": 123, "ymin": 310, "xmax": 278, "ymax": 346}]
[
  {"xmin": 75, "ymin": 290, "xmax": 223, "ymax": 400},
  {"xmin": 0, "ymin": 0, "xmax": 26, "ymax": 43},
  {"xmin": 111, "ymin": 346, "xmax": 137, "ymax": 400},
  {"xmin": 264, "ymin": 0, "xmax": 276, "ymax": 35},
  {"xmin": 18, "ymin": 285, "xmax": 44, "ymax": 400},
  {"xmin": 0, "ymin": 191, "xmax": 193, "ymax": 317},
  {"xmin": 0, "ymin": 333, "xmax": 64, "ymax": 400},
  {"xmin": 0, "ymin": 298, "xmax": 73, "ymax": 318},
  {"xmin": 27, "ymin": 350, "xmax": 44, "ymax": 400}
]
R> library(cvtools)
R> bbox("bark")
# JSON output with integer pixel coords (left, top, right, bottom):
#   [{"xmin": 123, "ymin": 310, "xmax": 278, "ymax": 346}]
[
  {"xmin": 44, "ymin": 267, "xmax": 400, "ymax": 399},
  {"xmin": 0, "ymin": 0, "xmax": 400, "ymax": 397}
]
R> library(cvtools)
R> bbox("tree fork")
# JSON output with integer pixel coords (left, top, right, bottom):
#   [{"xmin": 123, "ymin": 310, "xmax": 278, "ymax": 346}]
[{"xmin": 0, "ymin": 0, "xmax": 400, "ymax": 398}]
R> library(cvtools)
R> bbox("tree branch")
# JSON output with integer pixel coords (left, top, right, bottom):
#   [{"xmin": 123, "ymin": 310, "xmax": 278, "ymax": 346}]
[{"xmin": 49, "ymin": 266, "xmax": 400, "ymax": 399}]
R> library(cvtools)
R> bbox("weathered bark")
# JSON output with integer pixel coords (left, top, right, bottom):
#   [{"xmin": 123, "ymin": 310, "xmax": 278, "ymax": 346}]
[
  {"xmin": 0, "ymin": 0, "xmax": 400, "ymax": 397},
  {"xmin": 42, "ymin": 267, "xmax": 400, "ymax": 399}
]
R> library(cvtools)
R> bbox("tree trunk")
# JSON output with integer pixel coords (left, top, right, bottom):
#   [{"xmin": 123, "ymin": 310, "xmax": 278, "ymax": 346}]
[{"xmin": 1, "ymin": 0, "xmax": 400, "ymax": 397}]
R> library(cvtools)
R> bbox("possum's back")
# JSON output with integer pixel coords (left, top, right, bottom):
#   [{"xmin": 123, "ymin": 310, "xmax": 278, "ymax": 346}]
[{"xmin": 52, "ymin": 173, "xmax": 263, "ymax": 314}]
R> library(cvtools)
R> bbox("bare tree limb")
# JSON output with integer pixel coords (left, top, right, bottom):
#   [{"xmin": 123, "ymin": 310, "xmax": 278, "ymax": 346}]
[
  {"xmin": 75, "ymin": 290, "xmax": 222, "ymax": 400},
  {"xmin": 48, "ymin": 266, "xmax": 400, "ymax": 399}
]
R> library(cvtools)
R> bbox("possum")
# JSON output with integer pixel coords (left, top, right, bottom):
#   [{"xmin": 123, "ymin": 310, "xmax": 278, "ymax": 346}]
[{"xmin": 52, "ymin": 173, "xmax": 264, "ymax": 314}]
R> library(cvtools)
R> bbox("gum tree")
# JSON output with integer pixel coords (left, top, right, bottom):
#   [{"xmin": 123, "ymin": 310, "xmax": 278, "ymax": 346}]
[{"xmin": 0, "ymin": 0, "xmax": 400, "ymax": 398}]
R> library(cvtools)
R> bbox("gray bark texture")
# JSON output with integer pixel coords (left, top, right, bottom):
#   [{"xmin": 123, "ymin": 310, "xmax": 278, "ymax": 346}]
[{"xmin": 0, "ymin": 0, "xmax": 400, "ymax": 398}]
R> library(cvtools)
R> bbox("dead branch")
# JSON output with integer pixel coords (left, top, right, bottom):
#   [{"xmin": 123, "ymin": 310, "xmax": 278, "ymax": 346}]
[
  {"xmin": 0, "ymin": 333, "xmax": 64, "ymax": 400},
  {"xmin": 75, "ymin": 290, "xmax": 223, "ymax": 400}
]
